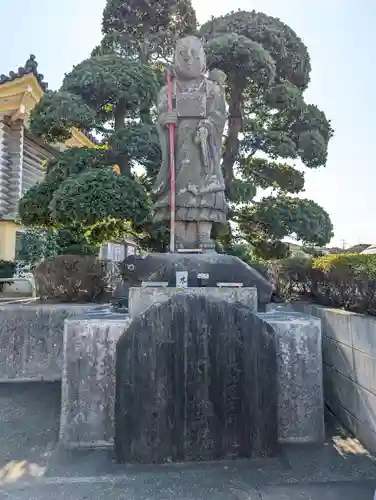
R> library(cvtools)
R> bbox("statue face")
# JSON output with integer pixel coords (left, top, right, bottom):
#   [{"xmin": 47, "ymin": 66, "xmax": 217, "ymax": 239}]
[{"xmin": 175, "ymin": 37, "xmax": 206, "ymax": 79}]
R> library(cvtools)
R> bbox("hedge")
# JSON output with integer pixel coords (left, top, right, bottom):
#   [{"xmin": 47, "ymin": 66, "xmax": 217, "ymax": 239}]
[
  {"xmin": 0, "ymin": 260, "xmax": 16, "ymax": 292},
  {"xmin": 271, "ymin": 253, "xmax": 376, "ymax": 316},
  {"xmin": 35, "ymin": 255, "xmax": 109, "ymax": 303}
]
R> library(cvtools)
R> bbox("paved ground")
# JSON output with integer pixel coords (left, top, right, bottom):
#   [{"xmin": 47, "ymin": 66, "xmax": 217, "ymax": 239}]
[{"xmin": 1, "ymin": 382, "xmax": 376, "ymax": 499}]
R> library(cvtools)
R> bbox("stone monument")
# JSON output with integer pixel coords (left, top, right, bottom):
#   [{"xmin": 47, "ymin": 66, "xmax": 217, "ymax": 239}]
[
  {"xmin": 152, "ymin": 35, "xmax": 228, "ymax": 252},
  {"xmin": 58, "ymin": 36, "xmax": 325, "ymax": 460},
  {"xmin": 115, "ymin": 294, "xmax": 278, "ymax": 463}
]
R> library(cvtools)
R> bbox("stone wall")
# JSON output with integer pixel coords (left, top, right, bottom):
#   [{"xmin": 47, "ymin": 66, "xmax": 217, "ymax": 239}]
[
  {"xmin": 0, "ymin": 303, "xmax": 98, "ymax": 381},
  {"xmin": 285, "ymin": 302, "xmax": 376, "ymax": 455},
  {"xmin": 61, "ymin": 314, "xmax": 131, "ymax": 448}
]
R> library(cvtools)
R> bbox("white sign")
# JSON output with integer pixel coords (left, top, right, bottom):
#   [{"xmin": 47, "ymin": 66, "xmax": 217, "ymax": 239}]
[
  {"xmin": 217, "ymin": 282, "xmax": 243, "ymax": 288},
  {"xmin": 141, "ymin": 282, "xmax": 169, "ymax": 287},
  {"xmin": 176, "ymin": 271, "xmax": 188, "ymax": 288},
  {"xmin": 197, "ymin": 273, "xmax": 209, "ymax": 279}
]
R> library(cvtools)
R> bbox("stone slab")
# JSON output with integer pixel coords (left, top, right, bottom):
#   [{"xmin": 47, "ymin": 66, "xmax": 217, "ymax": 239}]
[
  {"xmin": 60, "ymin": 314, "xmax": 131, "ymax": 449},
  {"xmin": 116, "ymin": 294, "xmax": 278, "ymax": 463},
  {"xmin": 128, "ymin": 286, "xmax": 258, "ymax": 317},
  {"xmin": 258, "ymin": 311, "xmax": 325, "ymax": 444},
  {"xmin": 0, "ymin": 303, "xmax": 98, "ymax": 382}
]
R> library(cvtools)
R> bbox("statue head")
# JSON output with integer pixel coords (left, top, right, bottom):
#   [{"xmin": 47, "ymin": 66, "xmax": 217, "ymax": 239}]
[{"xmin": 174, "ymin": 36, "xmax": 206, "ymax": 79}]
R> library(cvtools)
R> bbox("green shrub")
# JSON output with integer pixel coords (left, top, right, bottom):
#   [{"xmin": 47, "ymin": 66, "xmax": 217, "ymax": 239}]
[
  {"xmin": 268, "ymin": 256, "xmax": 313, "ymax": 298},
  {"xmin": 35, "ymin": 255, "xmax": 108, "ymax": 303},
  {"xmin": 312, "ymin": 253, "xmax": 376, "ymax": 278},
  {"xmin": 273, "ymin": 253, "xmax": 376, "ymax": 315},
  {"xmin": 0, "ymin": 260, "xmax": 16, "ymax": 292}
]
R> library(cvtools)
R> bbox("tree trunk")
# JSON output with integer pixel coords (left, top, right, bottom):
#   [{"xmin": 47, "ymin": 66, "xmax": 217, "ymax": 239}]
[
  {"xmin": 140, "ymin": 34, "xmax": 150, "ymax": 65},
  {"xmin": 114, "ymin": 99, "xmax": 131, "ymax": 175},
  {"xmin": 222, "ymin": 85, "xmax": 243, "ymax": 197},
  {"xmin": 114, "ymin": 99, "xmax": 126, "ymax": 132},
  {"xmin": 139, "ymin": 27, "xmax": 153, "ymax": 124}
]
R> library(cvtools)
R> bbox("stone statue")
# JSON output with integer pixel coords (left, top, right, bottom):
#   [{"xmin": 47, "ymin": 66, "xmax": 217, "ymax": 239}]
[{"xmin": 152, "ymin": 36, "xmax": 228, "ymax": 251}]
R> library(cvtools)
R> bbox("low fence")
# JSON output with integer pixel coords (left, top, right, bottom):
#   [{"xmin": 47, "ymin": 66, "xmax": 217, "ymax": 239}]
[
  {"xmin": 0, "ymin": 303, "xmax": 98, "ymax": 381},
  {"xmin": 289, "ymin": 302, "xmax": 376, "ymax": 455}
]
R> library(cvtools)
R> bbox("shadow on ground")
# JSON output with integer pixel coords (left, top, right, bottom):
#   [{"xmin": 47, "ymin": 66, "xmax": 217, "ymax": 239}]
[{"xmin": 1, "ymin": 382, "xmax": 376, "ymax": 499}]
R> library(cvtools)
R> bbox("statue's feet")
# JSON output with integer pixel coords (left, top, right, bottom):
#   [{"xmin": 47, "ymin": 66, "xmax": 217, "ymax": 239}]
[{"xmin": 198, "ymin": 239, "xmax": 216, "ymax": 253}]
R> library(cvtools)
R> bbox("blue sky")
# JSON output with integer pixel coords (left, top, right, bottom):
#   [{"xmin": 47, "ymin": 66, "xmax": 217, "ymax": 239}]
[{"xmin": 0, "ymin": 0, "xmax": 374, "ymax": 247}]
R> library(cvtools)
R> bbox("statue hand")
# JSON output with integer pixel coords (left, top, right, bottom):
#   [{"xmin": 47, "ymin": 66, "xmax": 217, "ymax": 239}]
[
  {"xmin": 198, "ymin": 119, "xmax": 210, "ymax": 129},
  {"xmin": 159, "ymin": 111, "xmax": 178, "ymax": 127},
  {"xmin": 195, "ymin": 126, "xmax": 208, "ymax": 144}
]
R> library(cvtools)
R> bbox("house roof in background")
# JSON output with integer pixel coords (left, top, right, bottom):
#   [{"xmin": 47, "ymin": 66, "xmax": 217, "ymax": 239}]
[
  {"xmin": 361, "ymin": 245, "xmax": 376, "ymax": 254},
  {"xmin": 346, "ymin": 243, "xmax": 372, "ymax": 254}
]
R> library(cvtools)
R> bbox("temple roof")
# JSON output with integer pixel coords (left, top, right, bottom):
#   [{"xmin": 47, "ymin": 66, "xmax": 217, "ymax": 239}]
[
  {"xmin": 0, "ymin": 55, "xmax": 95, "ymax": 149},
  {"xmin": 0, "ymin": 54, "xmax": 48, "ymax": 91}
]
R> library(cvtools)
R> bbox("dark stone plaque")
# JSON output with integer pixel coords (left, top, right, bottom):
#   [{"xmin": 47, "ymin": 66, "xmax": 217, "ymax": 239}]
[{"xmin": 115, "ymin": 294, "xmax": 278, "ymax": 464}]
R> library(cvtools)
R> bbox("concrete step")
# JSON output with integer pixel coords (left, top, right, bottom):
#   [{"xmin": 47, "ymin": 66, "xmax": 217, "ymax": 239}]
[{"xmin": 1, "ymin": 476, "xmax": 376, "ymax": 499}]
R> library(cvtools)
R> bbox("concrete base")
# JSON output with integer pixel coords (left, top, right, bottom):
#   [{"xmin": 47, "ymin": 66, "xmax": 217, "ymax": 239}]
[
  {"xmin": 128, "ymin": 286, "xmax": 258, "ymax": 317},
  {"xmin": 60, "ymin": 313, "xmax": 131, "ymax": 449},
  {"xmin": 59, "ymin": 298, "xmax": 324, "ymax": 451},
  {"xmin": 259, "ymin": 310, "xmax": 325, "ymax": 444},
  {"xmin": 0, "ymin": 303, "xmax": 98, "ymax": 382}
]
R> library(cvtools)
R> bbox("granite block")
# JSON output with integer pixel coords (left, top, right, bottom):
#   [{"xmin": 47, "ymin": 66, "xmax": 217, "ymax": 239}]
[
  {"xmin": 60, "ymin": 314, "xmax": 131, "ymax": 448},
  {"xmin": 258, "ymin": 311, "xmax": 325, "ymax": 444},
  {"xmin": 0, "ymin": 303, "xmax": 97, "ymax": 381},
  {"xmin": 128, "ymin": 286, "xmax": 258, "ymax": 318}
]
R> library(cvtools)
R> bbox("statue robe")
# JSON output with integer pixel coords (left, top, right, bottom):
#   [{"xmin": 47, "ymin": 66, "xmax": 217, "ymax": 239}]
[{"xmin": 152, "ymin": 76, "xmax": 228, "ymax": 227}]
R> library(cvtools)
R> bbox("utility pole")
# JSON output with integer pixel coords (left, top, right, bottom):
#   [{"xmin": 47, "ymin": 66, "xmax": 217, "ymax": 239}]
[{"xmin": 340, "ymin": 239, "xmax": 346, "ymax": 250}]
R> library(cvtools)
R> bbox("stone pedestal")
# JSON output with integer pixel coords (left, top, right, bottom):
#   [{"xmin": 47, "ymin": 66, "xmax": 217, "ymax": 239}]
[
  {"xmin": 258, "ymin": 311, "xmax": 325, "ymax": 444},
  {"xmin": 117, "ymin": 252, "xmax": 272, "ymax": 309},
  {"xmin": 129, "ymin": 286, "xmax": 258, "ymax": 318},
  {"xmin": 60, "ymin": 313, "xmax": 131, "ymax": 448}
]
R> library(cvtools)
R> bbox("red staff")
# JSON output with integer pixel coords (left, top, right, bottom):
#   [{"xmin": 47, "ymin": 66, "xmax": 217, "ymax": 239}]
[{"xmin": 167, "ymin": 70, "xmax": 176, "ymax": 253}]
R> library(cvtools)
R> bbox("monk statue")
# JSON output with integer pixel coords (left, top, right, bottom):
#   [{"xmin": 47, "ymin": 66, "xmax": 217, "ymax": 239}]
[{"xmin": 152, "ymin": 36, "xmax": 228, "ymax": 251}]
